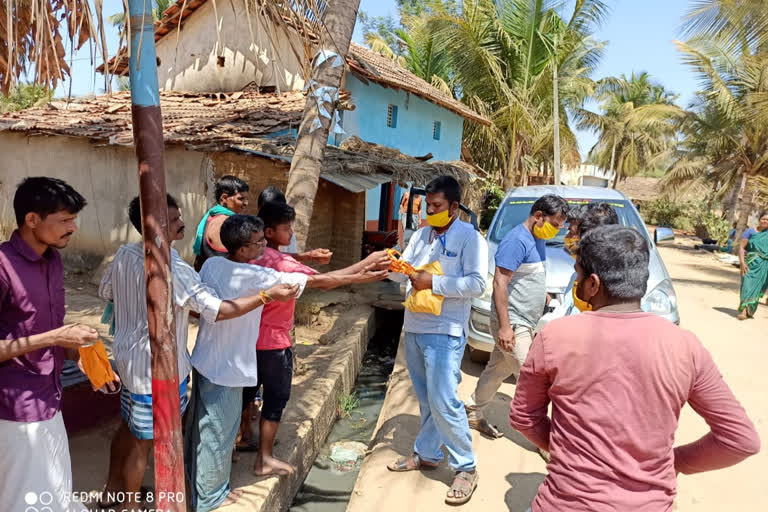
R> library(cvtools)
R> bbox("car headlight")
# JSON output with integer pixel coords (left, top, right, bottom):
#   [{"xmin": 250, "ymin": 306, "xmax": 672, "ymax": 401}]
[
  {"xmin": 480, "ymin": 273, "xmax": 494, "ymax": 303},
  {"xmin": 641, "ymin": 279, "xmax": 677, "ymax": 315},
  {"xmin": 470, "ymin": 309, "xmax": 491, "ymax": 335}
]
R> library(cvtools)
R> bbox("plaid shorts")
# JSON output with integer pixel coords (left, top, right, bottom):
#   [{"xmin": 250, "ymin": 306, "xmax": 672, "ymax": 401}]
[{"xmin": 120, "ymin": 377, "xmax": 189, "ymax": 440}]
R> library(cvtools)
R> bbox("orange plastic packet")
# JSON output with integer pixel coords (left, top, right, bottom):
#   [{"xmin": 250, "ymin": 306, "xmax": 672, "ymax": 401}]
[
  {"xmin": 78, "ymin": 340, "xmax": 116, "ymax": 391},
  {"xmin": 386, "ymin": 249, "xmax": 416, "ymax": 275}
]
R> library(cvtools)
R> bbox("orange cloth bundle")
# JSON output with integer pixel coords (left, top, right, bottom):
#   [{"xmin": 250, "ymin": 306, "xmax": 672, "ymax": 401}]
[
  {"xmin": 386, "ymin": 249, "xmax": 416, "ymax": 275},
  {"xmin": 78, "ymin": 341, "xmax": 116, "ymax": 390}
]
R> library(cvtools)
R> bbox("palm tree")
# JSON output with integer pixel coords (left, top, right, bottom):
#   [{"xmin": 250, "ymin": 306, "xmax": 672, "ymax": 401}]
[
  {"xmin": 576, "ymin": 72, "xmax": 683, "ymax": 188},
  {"xmin": 285, "ymin": 0, "xmax": 362, "ymax": 250},
  {"xmin": 109, "ymin": 0, "xmax": 172, "ymax": 31},
  {"xmin": 422, "ymin": 0, "xmax": 609, "ymax": 187},
  {"xmin": 664, "ymin": 40, "xmax": 768, "ymax": 232}
]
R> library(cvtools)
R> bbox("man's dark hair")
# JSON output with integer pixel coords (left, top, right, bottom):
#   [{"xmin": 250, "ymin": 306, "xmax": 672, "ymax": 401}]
[
  {"xmin": 530, "ymin": 194, "xmax": 568, "ymax": 218},
  {"xmin": 258, "ymin": 186, "xmax": 287, "ymax": 209},
  {"xmin": 566, "ymin": 204, "xmax": 587, "ymax": 226},
  {"xmin": 214, "ymin": 175, "xmax": 249, "ymax": 204},
  {"xmin": 579, "ymin": 225, "xmax": 649, "ymax": 301},
  {"xmin": 425, "ymin": 176, "xmax": 461, "ymax": 204},
  {"xmin": 760, "ymin": 211, "xmax": 768, "ymax": 220},
  {"xmin": 14, "ymin": 177, "xmax": 87, "ymax": 227},
  {"xmin": 220, "ymin": 214, "xmax": 264, "ymax": 253},
  {"xmin": 128, "ymin": 194, "xmax": 179, "ymax": 234},
  {"xmin": 580, "ymin": 202, "xmax": 619, "ymax": 237},
  {"xmin": 258, "ymin": 201, "xmax": 295, "ymax": 230}
]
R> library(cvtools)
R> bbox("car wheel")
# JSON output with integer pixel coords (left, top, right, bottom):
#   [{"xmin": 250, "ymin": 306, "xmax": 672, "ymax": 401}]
[{"xmin": 467, "ymin": 345, "xmax": 490, "ymax": 364}]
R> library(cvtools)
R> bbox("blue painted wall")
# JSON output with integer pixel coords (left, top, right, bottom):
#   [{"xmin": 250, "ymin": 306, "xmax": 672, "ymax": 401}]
[{"xmin": 342, "ymin": 75, "xmax": 465, "ymax": 228}]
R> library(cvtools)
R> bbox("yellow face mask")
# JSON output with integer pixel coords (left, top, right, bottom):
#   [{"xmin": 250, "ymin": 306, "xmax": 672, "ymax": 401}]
[
  {"xmin": 427, "ymin": 209, "xmax": 453, "ymax": 228},
  {"xmin": 572, "ymin": 281, "xmax": 592, "ymax": 312},
  {"xmin": 564, "ymin": 236, "xmax": 579, "ymax": 254},
  {"xmin": 533, "ymin": 220, "xmax": 559, "ymax": 240}
]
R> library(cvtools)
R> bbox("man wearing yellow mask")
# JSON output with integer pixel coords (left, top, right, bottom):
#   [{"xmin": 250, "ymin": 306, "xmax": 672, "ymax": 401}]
[
  {"xmin": 386, "ymin": 176, "xmax": 488, "ymax": 506},
  {"xmin": 466, "ymin": 194, "xmax": 567, "ymax": 439}
]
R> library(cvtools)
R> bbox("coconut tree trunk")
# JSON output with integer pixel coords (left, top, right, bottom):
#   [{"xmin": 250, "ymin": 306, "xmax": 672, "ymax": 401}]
[
  {"xmin": 285, "ymin": 0, "xmax": 361, "ymax": 251},
  {"xmin": 724, "ymin": 172, "xmax": 747, "ymax": 223},
  {"xmin": 609, "ymin": 139, "xmax": 618, "ymax": 188},
  {"xmin": 736, "ymin": 173, "xmax": 757, "ymax": 237},
  {"xmin": 553, "ymin": 60, "xmax": 561, "ymax": 186}
]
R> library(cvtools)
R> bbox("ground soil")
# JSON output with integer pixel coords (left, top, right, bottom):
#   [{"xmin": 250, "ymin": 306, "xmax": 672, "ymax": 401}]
[{"xmin": 348, "ymin": 236, "xmax": 767, "ymax": 512}]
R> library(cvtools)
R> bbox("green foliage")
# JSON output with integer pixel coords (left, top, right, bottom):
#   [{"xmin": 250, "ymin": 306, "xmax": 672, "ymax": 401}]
[
  {"xmin": 642, "ymin": 198, "xmax": 730, "ymax": 243},
  {"xmin": 337, "ymin": 391, "xmax": 360, "ymax": 419},
  {"xmin": 0, "ymin": 83, "xmax": 53, "ymax": 113},
  {"xmin": 480, "ymin": 183, "xmax": 505, "ymax": 231}
]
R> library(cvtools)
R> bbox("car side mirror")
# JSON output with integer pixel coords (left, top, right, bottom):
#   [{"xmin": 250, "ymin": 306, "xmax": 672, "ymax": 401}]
[{"xmin": 654, "ymin": 227, "xmax": 675, "ymax": 244}]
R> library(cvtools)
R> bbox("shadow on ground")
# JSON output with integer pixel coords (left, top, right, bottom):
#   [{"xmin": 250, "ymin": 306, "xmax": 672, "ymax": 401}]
[{"xmin": 504, "ymin": 472, "xmax": 545, "ymax": 512}]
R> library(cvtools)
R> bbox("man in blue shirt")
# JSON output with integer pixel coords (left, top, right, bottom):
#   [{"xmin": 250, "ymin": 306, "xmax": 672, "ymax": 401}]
[
  {"xmin": 386, "ymin": 176, "xmax": 488, "ymax": 505},
  {"xmin": 465, "ymin": 194, "xmax": 568, "ymax": 439}
]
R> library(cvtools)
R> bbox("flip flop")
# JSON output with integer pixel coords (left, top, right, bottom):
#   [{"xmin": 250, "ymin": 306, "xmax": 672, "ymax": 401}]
[
  {"xmin": 468, "ymin": 418, "xmax": 504, "ymax": 439},
  {"xmin": 445, "ymin": 470, "xmax": 479, "ymax": 505},
  {"xmin": 387, "ymin": 453, "xmax": 439, "ymax": 472}
]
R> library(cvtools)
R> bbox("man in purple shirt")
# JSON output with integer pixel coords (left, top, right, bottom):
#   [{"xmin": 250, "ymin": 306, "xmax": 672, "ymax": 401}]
[{"xmin": 0, "ymin": 177, "xmax": 117, "ymax": 512}]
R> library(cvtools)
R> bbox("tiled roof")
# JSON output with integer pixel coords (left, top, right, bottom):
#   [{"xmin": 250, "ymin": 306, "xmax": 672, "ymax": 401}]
[
  {"xmin": 0, "ymin": 90, "xmax": 305, "ymax": 147},
  {"xmin": 346, "ymin": 43, "xmax": 490, "ymax": 125},
  {"xmin": 96, "ymin": 0, "xmax": 488, "ymax": 125}
]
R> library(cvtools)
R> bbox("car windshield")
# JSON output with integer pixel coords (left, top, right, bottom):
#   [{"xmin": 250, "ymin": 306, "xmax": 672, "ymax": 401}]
[{"xmin": 489, "ymin": 198, "xmax": 650, "ymax": 247}]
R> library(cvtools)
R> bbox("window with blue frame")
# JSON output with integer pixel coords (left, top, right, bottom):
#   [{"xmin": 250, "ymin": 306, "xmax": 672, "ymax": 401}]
[
  {"xmin": 387, "ymin": 104, "xmax": 398, "ymax": 128},
  {"xmin": 433, "ymin": 121, "xmax": 441, "ymax": 140}
]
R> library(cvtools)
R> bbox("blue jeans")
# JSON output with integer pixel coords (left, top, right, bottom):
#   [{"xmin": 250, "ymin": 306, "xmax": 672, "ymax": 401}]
[{"xmin": 404, "ymin": 332, "xmax": 476, "ymax": 471}]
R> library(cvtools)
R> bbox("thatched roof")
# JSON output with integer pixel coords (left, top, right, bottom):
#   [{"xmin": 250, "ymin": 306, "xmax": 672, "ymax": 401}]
[
  {"xmin": 96, "ymin": 0, "xmax": 488, "ymax": 125},
  {"xmin": 617, "ymin": 177, "xmax": 662, "ymax": 202},
  {"xmin": 0, "ymin": 89, "xmax": 477, "ymax": 189}
]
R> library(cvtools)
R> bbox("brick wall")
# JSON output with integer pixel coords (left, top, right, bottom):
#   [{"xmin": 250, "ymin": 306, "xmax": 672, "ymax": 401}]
[{"xmin": 210, "ymin": 151, "xmax": 364, "ymax": 269}]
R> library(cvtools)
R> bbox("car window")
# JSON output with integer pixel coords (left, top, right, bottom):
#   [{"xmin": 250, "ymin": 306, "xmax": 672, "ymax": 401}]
[{"xmin": 489, "ymin": 198, "xmax": 649, "ymax": 247}]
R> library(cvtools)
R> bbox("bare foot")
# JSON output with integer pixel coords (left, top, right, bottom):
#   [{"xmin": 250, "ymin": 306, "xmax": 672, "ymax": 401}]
[
  {"xmin": 253, "ymin": 454, "xmax": 296, "ymax": 476},
  {"xmin": 737, "ymin": 310, "xmax": 748, "ymax": 321},
  {"xmin": 231, "ymin": 448, "xmax": 241, "ymax": 463},
  {"xmin": 215, "ymin": 489, "xmax": 244, "ymax": 509}
]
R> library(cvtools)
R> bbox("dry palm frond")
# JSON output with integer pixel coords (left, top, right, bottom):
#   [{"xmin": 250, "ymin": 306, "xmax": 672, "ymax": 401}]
[{"xmin": 0, "ymin": 0, "xmax": 110, "ymax": 94}]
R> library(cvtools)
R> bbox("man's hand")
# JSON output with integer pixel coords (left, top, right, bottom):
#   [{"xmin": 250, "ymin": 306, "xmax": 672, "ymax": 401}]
[
  {"xmin": 410, "ymin": 271, "xmax": 433, "ymax": 291},
  {"xmin": 307, "ymin": 248, "xmax": 333, "ymax": 265},
  {"xmin": 497, "ymin": 325, "xmax": 516, "ymax": 352},
  {"xmin": 55, "ymin": 324, "xmax": 99, "ymax": 349},
  {"xmin": 267, "ymin": 283, "xmax": 301, "ymax": 302},
  {"xmin": 356, "ymin": 265, "xmax": 390, "ymax": 284},
  {"xmin": 362, "ymin": 250, "xmax": 391, "ymax": 271},
  {"xmin": 741, "ymin": 262, "xmax": 749, "ymax": 276}
]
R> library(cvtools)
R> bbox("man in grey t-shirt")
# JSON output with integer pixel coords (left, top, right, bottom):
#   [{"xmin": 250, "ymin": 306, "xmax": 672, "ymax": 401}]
[{"xmin": 465, "ymin": 195, "xmax": 568, "ymax": 439}]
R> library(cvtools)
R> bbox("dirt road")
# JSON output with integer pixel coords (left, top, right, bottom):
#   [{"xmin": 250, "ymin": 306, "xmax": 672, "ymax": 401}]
[{"xmin": 348, "ymin": 239, "xmax": 767, "ymax": 511}]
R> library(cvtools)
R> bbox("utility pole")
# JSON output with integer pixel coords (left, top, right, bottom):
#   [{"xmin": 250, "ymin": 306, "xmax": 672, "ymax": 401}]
[{"xmin": 127, "ymin": 1, "xmax": 184, "ymax": 510}]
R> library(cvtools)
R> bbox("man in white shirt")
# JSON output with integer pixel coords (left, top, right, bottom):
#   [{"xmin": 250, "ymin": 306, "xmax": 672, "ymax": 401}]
[
  {"xmin": 185, "ymin": 214, "xmax": 387, "ymax": 511},
  {"xmin": 99, "ymin": 195, "xmax": 297, "ymax": 511},
  {"xmin": 386, "ymin": 177, "xmax": 488, "ymax": 506}
]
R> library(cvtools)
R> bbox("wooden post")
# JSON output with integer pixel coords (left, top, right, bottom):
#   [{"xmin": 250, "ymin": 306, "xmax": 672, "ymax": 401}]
[{"xmin": 127, "ymin": 1, "xmax": 184, "ymax": 509}]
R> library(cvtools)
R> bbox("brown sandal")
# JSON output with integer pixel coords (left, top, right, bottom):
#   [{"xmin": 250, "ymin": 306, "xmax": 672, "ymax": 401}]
[
  {"xmin": 445, "ymin": 470, "xmax": 478, "ymax": 505},
  {"xmin": 387, "ymin": 453, "xmax": 439, "ymax": 472},
  {"xmin": 468, "ymin": 417, "xmax": 504, "ymax": 439}
]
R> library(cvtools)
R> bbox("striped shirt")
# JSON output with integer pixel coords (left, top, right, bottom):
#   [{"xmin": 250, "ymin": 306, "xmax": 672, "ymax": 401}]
[
  {"xmin": 492, "ymin": 223, "xmax": 547, "ymax": 329},
  {"xmin": 99, "ymin": 243, "xmax": 222, "ymax": 394},
  {"xmin": 191, "ymin": 257, "xmax": 308, "ymax": 387}
]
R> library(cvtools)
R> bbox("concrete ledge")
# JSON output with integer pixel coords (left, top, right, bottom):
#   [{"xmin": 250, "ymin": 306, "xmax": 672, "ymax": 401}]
[{"xmin": 228, "ymin": 304, "xmax": 376, "ymax": 512}]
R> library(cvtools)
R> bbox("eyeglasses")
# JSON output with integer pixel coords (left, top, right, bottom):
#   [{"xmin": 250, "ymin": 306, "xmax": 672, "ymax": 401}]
[{"xmin": 244, "ymin": 239, "xmax": 268, "ymax": 247}]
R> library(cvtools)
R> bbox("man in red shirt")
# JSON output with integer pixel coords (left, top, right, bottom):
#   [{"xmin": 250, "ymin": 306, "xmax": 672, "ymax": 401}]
[{"xmin": 510, "ymin": 225, "xmax": 760, "ymax": 511}]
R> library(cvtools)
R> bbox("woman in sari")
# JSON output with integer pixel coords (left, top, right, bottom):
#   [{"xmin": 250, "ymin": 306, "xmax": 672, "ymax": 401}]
[{"xmin": 738, "ymin": 212, "xmax": 768, "ymax": 320}]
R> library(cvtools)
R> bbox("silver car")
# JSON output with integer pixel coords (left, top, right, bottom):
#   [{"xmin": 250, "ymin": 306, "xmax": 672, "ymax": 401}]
[{"xmin": 467, "ymin": 185, "xmax": 680, "ymax": 358}]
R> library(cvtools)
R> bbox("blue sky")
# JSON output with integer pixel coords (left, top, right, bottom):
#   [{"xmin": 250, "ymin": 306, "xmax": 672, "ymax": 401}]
[{"xmin": 60, "ymin": 0, "xmax": 698, "ymax": 157}]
